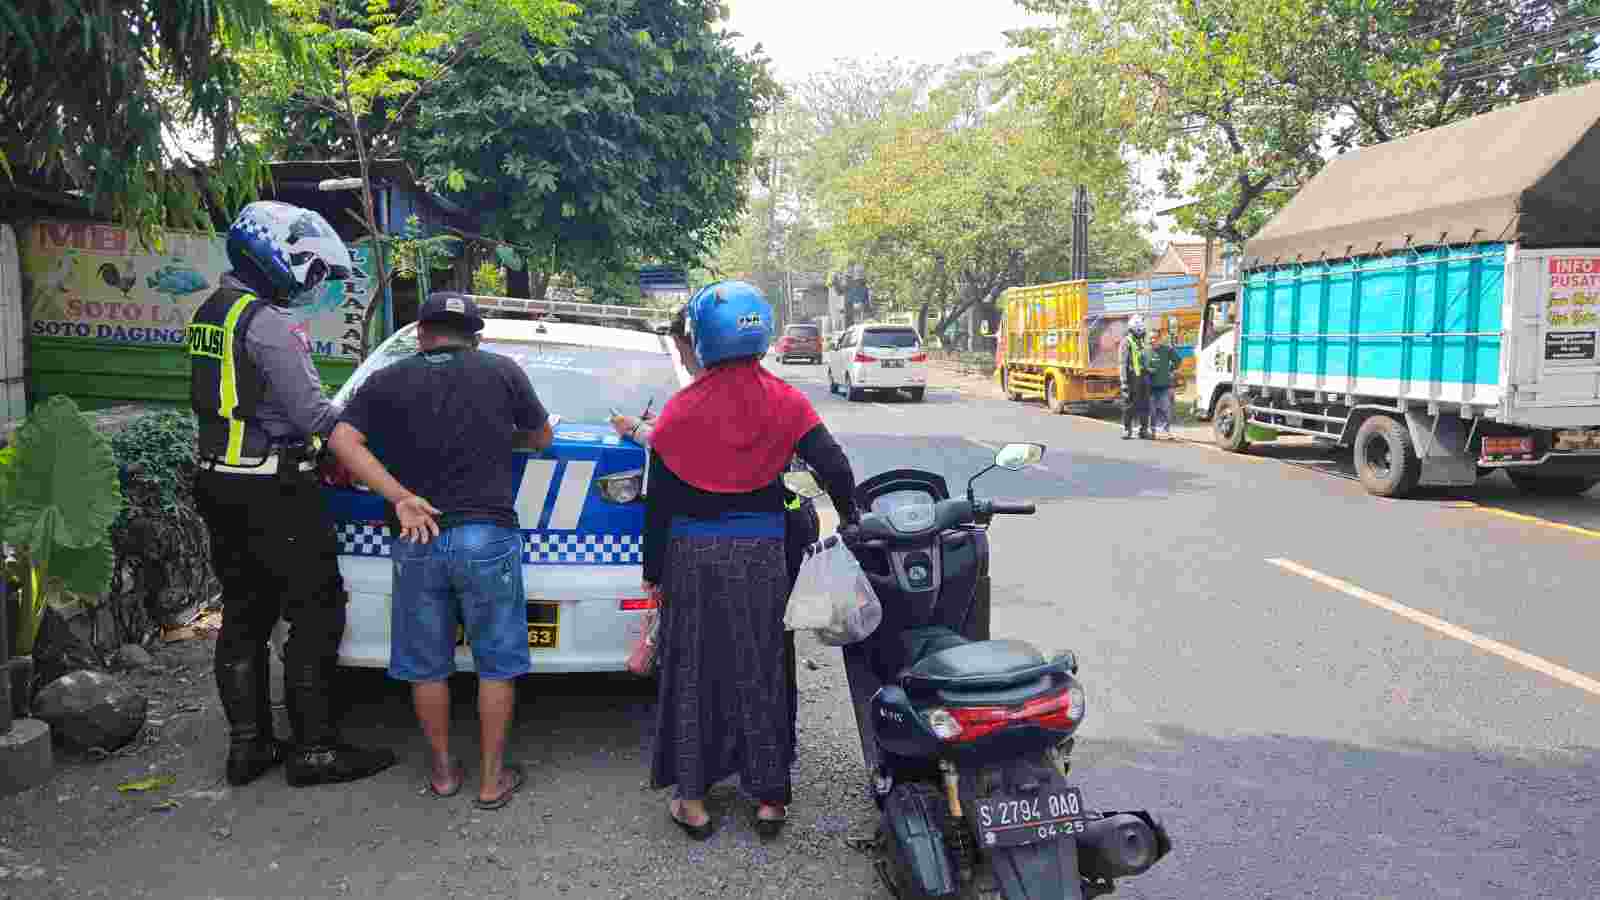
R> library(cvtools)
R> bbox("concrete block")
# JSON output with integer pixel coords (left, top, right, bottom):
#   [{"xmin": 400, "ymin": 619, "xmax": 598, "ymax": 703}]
[{"xmin": 0, "ymin": 718, "xmax": 52, "ymax": 796}]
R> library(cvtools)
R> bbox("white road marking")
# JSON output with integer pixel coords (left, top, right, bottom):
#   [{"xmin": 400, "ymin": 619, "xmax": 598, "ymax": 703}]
[
  {"xmin": 1266, "ymin": 558, "xmax": 1600, "ymax": 699},
  {"xmin": 870, "ymin": 402, "xmax": 906, "ymax": 415},
  {"xmin": 548, "ymin": 460, "xmax": 596, "ymax": 530},
  {"xmin": 514, "ymin": 459, "xmax": 559, "ymax": 528}
]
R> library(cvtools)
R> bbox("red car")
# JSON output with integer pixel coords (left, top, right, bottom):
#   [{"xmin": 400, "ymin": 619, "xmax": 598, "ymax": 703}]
[{"xmin": 775, "ymin": 323, "xmax": 824, "ymax": 364}]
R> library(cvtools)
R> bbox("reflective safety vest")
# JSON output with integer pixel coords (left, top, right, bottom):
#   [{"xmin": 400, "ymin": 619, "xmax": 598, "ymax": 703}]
[
  {"xmin": 187, "ymin": 288, "xmax": 270, "ymax": 464},
  {"xmin": 1122, "ymin": 333, "xmax": 1145, "ymax": 378}
]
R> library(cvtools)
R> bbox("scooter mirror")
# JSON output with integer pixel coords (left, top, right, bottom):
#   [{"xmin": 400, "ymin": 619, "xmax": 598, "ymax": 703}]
[
  {"xmin": 994, "ymin": 442, "xmax": 1045, "ymax": 471},
  {"xmin": 783, "ymin": 469, "xmax": 826, "ymax": 499}
]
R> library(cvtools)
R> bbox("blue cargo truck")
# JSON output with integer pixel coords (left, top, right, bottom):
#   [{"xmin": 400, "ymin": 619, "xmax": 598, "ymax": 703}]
[{"xmin": 1193, "ymin": 81, "xmax": 1600, "ymax": 497}]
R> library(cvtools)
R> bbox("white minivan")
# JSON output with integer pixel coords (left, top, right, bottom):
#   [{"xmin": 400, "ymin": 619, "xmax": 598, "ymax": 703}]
[{"xmin": 827, "ymin": 323, "xmax": 928, "ymax": 402}]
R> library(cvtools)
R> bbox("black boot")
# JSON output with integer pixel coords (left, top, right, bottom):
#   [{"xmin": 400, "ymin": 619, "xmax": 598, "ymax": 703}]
[
  {"xmin": 282, "ymin": 661, "xmax": 395, "ymax": 787},
  {"xmin": 215, "ymin": 656, "xmax": 284, "ymax": 786}
]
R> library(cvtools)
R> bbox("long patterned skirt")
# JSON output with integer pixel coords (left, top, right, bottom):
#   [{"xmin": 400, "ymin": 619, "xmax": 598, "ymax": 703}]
[{"xmin": 650, "ymin": 531, "xmax": 793, "ymax": 805}]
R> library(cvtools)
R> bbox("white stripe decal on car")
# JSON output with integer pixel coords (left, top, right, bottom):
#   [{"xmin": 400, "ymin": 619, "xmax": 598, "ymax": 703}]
[
  {"xmin": 548, "ymin": 460, "xmax": 596, "ymax": 530},
  {"xmin": 515, "ymin": 459, "xmax": 559, "ymax": 529}
]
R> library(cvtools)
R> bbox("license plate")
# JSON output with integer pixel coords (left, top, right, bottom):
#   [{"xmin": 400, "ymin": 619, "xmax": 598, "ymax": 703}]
[
  {"xmin": 973, "ymin": 786, "xmax": 1088, "ymax": 850},
  {"xmin": 527, "ymin": 601, "xmax": 559, "ymax": 649},
  {"xmin": 883, "ymin": 359, "xmax": 905, "ymax": 368}
]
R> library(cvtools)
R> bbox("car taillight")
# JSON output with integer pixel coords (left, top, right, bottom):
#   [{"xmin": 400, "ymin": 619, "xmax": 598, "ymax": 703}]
[
  {"xmin": 596, "ymin": 468, "xmax": 644, "ymax": 504},
  {"xmin": 926, "ymin": 679, "xmax": 1086, "ymax": 743},
  {"xmin": 620, "ymin": 596, "xmax": 657, "ymax": 611},
  {"xmin": 909, "ymin": 352, "xmax": 928, "ymax": 362},
  {"xmin": 854, "ymin": 352, "xmax": 876, "ymax": 363}
]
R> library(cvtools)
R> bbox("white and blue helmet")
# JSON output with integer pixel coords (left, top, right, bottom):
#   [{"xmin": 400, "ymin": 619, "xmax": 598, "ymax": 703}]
[
  {"xmin": 1129, "ymin": 313, "xmax": 1147, "ymax": 335},
  {"xmin": 226, "ymin": 201, "xmax": 354, "ymax": 303}
]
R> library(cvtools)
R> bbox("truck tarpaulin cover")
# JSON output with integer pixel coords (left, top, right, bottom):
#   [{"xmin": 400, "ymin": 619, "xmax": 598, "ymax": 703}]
[{"xmin": 1243, "ymin": 80, "xmax": 1600, "ymax": 267}]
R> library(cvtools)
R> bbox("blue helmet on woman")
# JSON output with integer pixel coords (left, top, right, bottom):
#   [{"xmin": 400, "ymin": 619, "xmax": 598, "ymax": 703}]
[{"xmin": 684, "ymin": 280, "xmax": 773, "ymax": 367}]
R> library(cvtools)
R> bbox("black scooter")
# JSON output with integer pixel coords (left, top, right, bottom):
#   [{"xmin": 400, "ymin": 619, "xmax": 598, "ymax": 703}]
[{"xmin": 802, "ymin": 443, "xmax": 1171, "ymax": 900}]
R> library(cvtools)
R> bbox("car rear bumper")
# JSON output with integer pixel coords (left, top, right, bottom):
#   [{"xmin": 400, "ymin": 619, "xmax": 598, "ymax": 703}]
[
  {"xmin": 336, "ymin": 556, "xmax": 648, "ymax": 673},
  {"xmin": 845, "ymin": 364, "xmax": 928, "ymax": 388}
]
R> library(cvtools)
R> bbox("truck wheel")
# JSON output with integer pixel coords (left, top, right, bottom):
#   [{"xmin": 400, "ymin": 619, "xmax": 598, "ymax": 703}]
[
  {"xmin": 1045, "ymin": 375, "xmax": 1066, "ymax": 414},
  {"xmin": 1213, "ymin": 392, "xmax": 1251, "ymax": 452},
  {"xmin": 1354, "ymin": 414, "xmax": 1421, "ymax": 497},
  {"xmin": 1003, "ymin": 368, "xmax": 1023, "ymax": 402},
  {"xmin": 1505, "ymin": 470, "xmax": 1600, "ymax": 496}
]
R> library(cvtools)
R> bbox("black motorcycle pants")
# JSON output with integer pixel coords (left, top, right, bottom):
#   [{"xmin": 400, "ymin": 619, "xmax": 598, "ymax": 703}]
[{"xmin": 195, "ymin": 468, "xmax": 347, "ymax": 741}]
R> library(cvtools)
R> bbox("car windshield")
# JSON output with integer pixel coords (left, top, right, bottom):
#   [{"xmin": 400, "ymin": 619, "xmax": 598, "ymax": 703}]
[
  {"xmin": 862, "ymin": 329, "xmax": 920, "ymax": 349},
  {"xmin": 334, "ymin": 325, "xmax": 682, "ymax": 425},
  {"xmin": 786, "ymin": 326, "xmax": 819, "ymax": 338}
]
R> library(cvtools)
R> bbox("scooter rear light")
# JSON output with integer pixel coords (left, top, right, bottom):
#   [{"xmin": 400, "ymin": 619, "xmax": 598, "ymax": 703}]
[
  {"xmin": 620, "ymin": 596, "xmax": 657, "ymax": 611},
  {"xmin": 931, "ymin": 679, "xmax": 1086, "ymax": 743},
  {"xmin": 854, "ymin": 351, "xmax": 877, "ymax": 363}
]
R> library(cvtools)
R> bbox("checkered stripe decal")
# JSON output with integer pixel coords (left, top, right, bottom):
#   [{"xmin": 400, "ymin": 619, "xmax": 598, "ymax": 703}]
[{"xmin": 334, "ymin": 523, "xmax": 642, "ymax": 565}]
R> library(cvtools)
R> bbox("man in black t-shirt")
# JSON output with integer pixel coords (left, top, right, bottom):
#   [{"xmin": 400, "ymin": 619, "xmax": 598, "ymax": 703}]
[{"xmin": 330, "ymin": 293, "xmax": 553, "ymax": 810}]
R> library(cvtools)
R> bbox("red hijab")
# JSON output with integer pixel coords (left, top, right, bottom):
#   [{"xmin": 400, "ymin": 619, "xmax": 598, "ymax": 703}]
[{"xmin": 650, "ymin": 358, "xmax": 821, "ymax": 493}]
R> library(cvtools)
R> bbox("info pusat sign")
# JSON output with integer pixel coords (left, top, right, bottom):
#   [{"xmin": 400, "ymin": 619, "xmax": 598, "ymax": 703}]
[{"xmin": 23, "ymin": 221, "xmax": 376, "ymax": 361}]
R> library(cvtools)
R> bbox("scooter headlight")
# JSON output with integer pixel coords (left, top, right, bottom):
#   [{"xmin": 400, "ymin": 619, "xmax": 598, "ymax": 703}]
[{"xmin": 926, "ymin": 708, "xmax": 963, "ymax": 740}]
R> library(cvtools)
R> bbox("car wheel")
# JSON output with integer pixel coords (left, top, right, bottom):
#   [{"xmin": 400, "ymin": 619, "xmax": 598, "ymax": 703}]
[
  {"xmin": 846, "ymin": 375, "xmax": 864, "ymax": 402},
  {"xmin": 1354, "ymin": 414, "xmax": 1422, "ymax": 497},
  {"xmin": 909, "ymin": 387, "xmax": 925, "ymax": 402}
]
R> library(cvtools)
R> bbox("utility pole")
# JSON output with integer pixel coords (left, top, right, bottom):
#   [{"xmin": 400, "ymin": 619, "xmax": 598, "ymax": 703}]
[{"xmin": 1071, "ymin": 185, "xmax": 1090, "ymax": 280}]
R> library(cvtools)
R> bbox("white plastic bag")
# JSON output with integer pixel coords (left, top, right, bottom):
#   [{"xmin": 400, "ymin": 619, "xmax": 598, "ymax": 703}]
[{"xmin": 784, "ymin": 535, "xmax": 883, "ymax": 645}]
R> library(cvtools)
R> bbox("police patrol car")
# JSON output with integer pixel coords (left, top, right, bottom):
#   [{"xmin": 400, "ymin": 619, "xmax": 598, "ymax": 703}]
[{"xmin": 322, "ymin": 297, "xmax": 689, "ymax": 672}]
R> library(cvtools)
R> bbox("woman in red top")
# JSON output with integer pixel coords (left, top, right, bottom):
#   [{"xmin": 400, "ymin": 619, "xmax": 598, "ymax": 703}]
[{"xmin": 643, "ymin": 282, "xmax": 856, "ymax": 841}]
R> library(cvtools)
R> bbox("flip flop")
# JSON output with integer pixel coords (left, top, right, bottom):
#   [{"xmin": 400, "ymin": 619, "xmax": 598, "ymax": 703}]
[
  {"xmin": 754, "ymin": 805, "xmax": 788, "ymax": 841},
  {"xmin": 425, "ymin": 761, "xmax": 465, "ymax": 799},
  {"xmin": 474, "ymin": 763, "xmax": 527, "ymax": 811},
  {"xmin": 669, "ymin": 798, "xmax": 715, "ymax": 841}
]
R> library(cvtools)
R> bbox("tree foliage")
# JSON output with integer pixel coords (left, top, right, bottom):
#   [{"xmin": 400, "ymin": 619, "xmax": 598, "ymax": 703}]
[
  {"xmin": 238, "ymin": 0, "xmax": 576, "ymax": 349},
  {"xmin": 412, "ymin": 0, "xmax": 778, "ymax": 298},
  {"xmin": 817, "ymin": 60, "xmax": 1153, "ymax": 336},
  {"xmin": 0, "ymin": 0, "xmax": 299, "ymax": 235},
  {"xmin": 1015, "ymin": 0, "xmax": 1600, "ymax": 245}
]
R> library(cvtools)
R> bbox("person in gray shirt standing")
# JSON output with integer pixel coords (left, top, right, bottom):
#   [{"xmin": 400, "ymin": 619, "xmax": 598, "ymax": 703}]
[{"xmin": 188, "ymin": 201, "xmax": 395, "ymax": 788}]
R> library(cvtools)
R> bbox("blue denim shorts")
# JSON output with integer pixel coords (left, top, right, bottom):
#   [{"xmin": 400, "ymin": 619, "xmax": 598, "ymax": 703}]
[{"xmin": 389, "ymin": 523, "xmax": 531, "ymax": 682}]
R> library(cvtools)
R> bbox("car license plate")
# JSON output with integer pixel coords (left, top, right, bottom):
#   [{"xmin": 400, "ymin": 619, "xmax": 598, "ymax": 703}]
[
  {"xmin": 527, "ymin": 601, "xmax": 559, "ymax": 649},
  {"xmin": 883, "ymin": 359, "xmax": 905, "ymax": 368},
  {"xmin": 973, "ymin": 785, "xmax": 1088, "ymax": 850}
]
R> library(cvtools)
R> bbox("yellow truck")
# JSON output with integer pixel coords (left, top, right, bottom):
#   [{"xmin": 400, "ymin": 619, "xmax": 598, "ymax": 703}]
[{"xmin": 995, "ymin": 278, "xmax": 1203, "ymax": 413}]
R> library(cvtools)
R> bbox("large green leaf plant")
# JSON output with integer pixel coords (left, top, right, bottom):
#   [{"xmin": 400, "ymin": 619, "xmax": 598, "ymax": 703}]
[{"xmin": 0, "ymin": 397, "xmax": 124, "ymax": 656}]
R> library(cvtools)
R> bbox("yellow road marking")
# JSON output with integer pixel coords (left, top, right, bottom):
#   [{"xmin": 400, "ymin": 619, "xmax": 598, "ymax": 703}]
[
  {"xmin": 1266, "ymin": 558, "xmax": 1600, "ymax": 699},
  {"xmin": 1452, "ymin": 501, "xmax": 1600, "ymax": 540}
]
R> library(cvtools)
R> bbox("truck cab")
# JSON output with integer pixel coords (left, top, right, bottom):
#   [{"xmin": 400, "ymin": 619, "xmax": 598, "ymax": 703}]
[{"xmin": 1191, "ymin": 279, "xmax": 1239, "ymax": 420}]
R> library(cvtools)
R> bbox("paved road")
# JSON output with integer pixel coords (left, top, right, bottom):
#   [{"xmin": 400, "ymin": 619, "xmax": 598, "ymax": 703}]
[{"xmin": 6, "ymin": 359, "xmax": 1598, "ymax": 899}]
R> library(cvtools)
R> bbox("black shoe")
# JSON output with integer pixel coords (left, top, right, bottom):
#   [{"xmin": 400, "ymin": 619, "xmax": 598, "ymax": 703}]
[
  {"xmin": 227, "ymin": 739, "xmax": 286, "ymax": 787},
  {"xmin": 1122, "ymin": 432, "xmax": 1133, "ymax": 440},
  {"xmin": 285, "ymin": 742, "xmax": 397, "ymax": 787}
]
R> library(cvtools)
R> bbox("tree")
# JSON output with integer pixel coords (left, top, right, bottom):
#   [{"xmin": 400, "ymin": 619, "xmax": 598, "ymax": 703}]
[
  {"xmin": 820, "ymin": 63, "xmax": 1152, "ymax": 342},
  {"xmin": 412, "ymin": 0, "xmax": 778, "ymax": 299},
  {"xmin": 238, "ymin": 0, "xmax": 576, "ymax": 348},
  {"xmin": 1014, "ymin": 0, "xmax": 1600, "ymax": 245},
  {"xmin": 0, "ymin": 0, "xmax": 299, "ymax": 234}
]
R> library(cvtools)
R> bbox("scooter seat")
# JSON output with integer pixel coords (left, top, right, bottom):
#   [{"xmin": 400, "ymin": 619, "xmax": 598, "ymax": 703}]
[{"xmin": 900, "ymin": 639, "xmax": 1071, "ymax": 696}]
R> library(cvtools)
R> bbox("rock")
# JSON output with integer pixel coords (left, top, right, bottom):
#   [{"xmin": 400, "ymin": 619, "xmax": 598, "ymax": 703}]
[
  {"xmin": 33, "ymin": 670, "xmax": 148, "ymax": 752},
  {"xmin": 114, "ymin": 645, "xmax": 155, "ymax": 670}
]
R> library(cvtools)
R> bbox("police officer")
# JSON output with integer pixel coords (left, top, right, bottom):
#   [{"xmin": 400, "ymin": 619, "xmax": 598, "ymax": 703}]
[
  {"xmin": 1120, "ymin": 313, "xmax": 1152, "ymax": 440},
  {"xmin": 189, "ymin": 201, "xmax": 395, "ymax": 787}
]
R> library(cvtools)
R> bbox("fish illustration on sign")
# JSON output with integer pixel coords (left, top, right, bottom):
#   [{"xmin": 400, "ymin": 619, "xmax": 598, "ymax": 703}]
[{"xmin": 146, "ymin": 260, "xmax": 210, "ymax": 300}]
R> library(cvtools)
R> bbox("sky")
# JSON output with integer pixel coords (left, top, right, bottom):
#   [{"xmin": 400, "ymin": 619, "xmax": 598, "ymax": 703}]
[{"xmin": 722, "ymin": 0, "xmax": 1191, "ymax": 245}]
